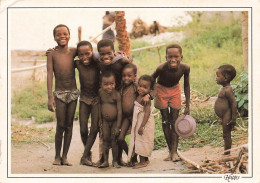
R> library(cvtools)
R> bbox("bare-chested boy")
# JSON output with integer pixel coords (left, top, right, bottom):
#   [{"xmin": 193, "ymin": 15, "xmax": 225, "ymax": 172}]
[
  {"xmin": 96, "ymin": 38, "xmax": 132, "ymax": 89},
  {"xmin": 152, "ymin": 44, "xmax": 190, "ymax": 162},
  {"xmin": 73, "ymin": 41, "xmax": 101, "ymax": 166},
  {"xmin": 117, "ymin": 63, "xmax": 138, "ymax": 165},
  {"xmin": 98, "ymin": 70, "xmax": 122, "ymax": 168},
  {"xmin": 214, "ymin": 65, "xmax": 237, "ymax": 155},
  {"xmin": 47, "ymin": 24, "xmax": 79, "ymax": 166}
]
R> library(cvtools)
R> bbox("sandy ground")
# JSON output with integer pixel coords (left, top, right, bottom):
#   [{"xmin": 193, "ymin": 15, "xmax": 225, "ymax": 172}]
[
  {"xmin": 10, "ymin": 50, "xmax": 242, "ymax": 175},
  {"xmin": 11, "ymin": 119, "xmax": 237, "ymax": 175}
]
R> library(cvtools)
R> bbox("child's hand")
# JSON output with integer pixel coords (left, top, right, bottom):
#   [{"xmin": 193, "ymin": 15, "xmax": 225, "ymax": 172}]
[
  {"xmin": 45, "ymin": 46, "xmax": 58, "ymax": 56},
  {"xmin": 138, "ymin": 126, "xmax": 144, "ymax": 135},
  {"xmin": 184, "ymin": 107, "xmax": 190, "ymax": 115},
  {"xmin": 114, "ymin": 127, "xmax": 120, "ymax": 137},
  {"xmin": 227, "ymin": 119, "xmax": 236, "ymax": 130},
  {"xmin": 141, "ymin": 94, "xmax": 150, "ymax": 105},
  {"xmin": 48, "ymin": 97, "xmax": 56, "ymax": 112}
]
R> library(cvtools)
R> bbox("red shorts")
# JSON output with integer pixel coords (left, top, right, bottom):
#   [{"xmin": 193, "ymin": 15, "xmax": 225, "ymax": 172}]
[{"xmin": 154, "ymin": 83, "xmax": 181, "ymax": 110}]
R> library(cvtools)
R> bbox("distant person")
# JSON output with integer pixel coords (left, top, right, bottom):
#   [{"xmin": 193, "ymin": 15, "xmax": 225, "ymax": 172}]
[
  {"xmin": 214, "ymin": 65, "xmax": 237, "ymax": 155},
  {"xmin": 128, "ymin": 75, "xmax": 155, "ymax": 169},
  {"xmin": 102, "ymin": 11, "xmax": 116, "ymax": 42},
  {"xmin": 47, "ymin": 24, "xmax": 79, "ymax": 166},
  {"xmin": 74, "ymin": 41, "xmax": 101, "ymax": 166},
  {"xmin": 152, "ymin": 44, "xmax": 190, "ymax": 162},
  {"xmin": 153, "ymin": 21, "xmax": 160, "ymax": 36}
]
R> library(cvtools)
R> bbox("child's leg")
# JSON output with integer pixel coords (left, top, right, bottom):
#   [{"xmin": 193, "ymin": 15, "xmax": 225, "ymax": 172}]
[
  {"xmin": 99, "ymin": 120, "xmax": 110, "ymax": 168},
  {"xmin": 222, "ymin": 111, "xmax": 232, "ymax": 155},
  {"xmin": 61, "ymin": 100, "xmax": 77, "ymax": 166},
  {"xmin": 82, "ymin": 103, "xmax": 99, "ymax": 162},
  {"xmin": 160, "ymin": 108, "xmax": 172, "ymax": 160},
  {"xmin": 53, "ymin": 98, "xmax": 67, "ymax": 165},
  {"xmin": 170, "ymin": 107, "xmax": 180, "ymax": 162},
  {"xmin": 117, "ymin": 117, "xmax": 130, "ymax": 165},
  {"xmin": 111, "ymin": 121, "xmax": 120, "ymax": 168},
  {"xmin": 79, "ymin": 101, "xmax": 91, "ymax": 146}
]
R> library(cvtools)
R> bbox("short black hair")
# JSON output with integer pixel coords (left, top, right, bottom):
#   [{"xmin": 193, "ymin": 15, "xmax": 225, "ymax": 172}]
[
  {"xmin": 166, "ymin": 44, "xmax": 182, "ymax": 55},
  {"xmin": 123, "ymin": 63, "xmax": 137, "ymax": 75},
  {"xmin": 138, "ymin": 75, "xmax": 155, "ymax": 90},
  {"xmin": 77, "ymin": 40, "xmax": 93, "ymax": 51},
  {"xmin": 53, "ymin": 24, "xmax": 70, "ymax": 37},
  {"xmin": 218, "ymin": 64, "xmax": 236, "ymax": 82},
  {"xmin": 97, "ymin": 39, "xmax": 115, "ymax": 52},
  {"xmin": 100, "ymin": 70, "xmax": 116, "ymax": 82}
]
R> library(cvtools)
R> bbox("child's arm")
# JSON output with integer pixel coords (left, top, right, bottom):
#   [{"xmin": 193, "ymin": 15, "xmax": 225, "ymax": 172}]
[
  {"xmin": 183, "ymin": 65, "xmax": 190, "ymax": 115},
  {"xmin": 138, "ymin": 101, "xmax": 151, "ymax": 135},
  {"xmin": 114, "ymin": 91, "xmax": 122, "ymax": 136},
  {"xmin": 47, "ymin": 52, "xmax": 56, "ymax": 112},
  {"xmin": 151, "ymin": 64, "xmax": 162, "ymax": 80},
  {"xmin": 226, "ymin": 88, "xmax": 237, "ymax": 128}
]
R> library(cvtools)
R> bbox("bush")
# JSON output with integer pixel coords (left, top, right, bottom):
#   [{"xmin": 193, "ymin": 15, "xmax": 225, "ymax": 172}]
[{"xmin": 232, "ymin": 71, "xmax": 248, "ymax": 117}]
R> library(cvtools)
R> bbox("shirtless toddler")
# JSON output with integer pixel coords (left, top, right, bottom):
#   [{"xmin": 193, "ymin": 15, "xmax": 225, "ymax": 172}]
[{"xmin": 214, "ymin": 64, "xmax": 237, "ymax": 155}]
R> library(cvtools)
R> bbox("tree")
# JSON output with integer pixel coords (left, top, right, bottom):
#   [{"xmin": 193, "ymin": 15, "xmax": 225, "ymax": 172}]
[
  {"xmin": 115, "ymin": 11, "xmax": 131, "ymax": 56},
  {"xmin": 241, "ymin": 11, "xmax": 248, "ymax": 70}
]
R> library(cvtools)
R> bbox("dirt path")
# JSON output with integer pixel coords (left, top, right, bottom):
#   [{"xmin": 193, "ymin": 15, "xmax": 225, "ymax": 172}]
[{"xmin": 11, "ymin": 118, "xmax": 237, "ymax": 175}]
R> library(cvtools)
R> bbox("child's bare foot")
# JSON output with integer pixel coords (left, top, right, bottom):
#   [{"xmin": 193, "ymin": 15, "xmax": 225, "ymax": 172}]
[
  {"xmin": 163, "ymin": 154, "xmax": 172, "ymax": 161},
  {"xmin": 98, "ymin": 161, "xmax": 109, "ymax": 168},
  {"xmin": 80, "ymin": 158, "xmax": 93, "ymax": 166},
  {"xmin": 171, "ymin": 154, "xmax": 181, "ymax": 162},
  {"xmin": 112, "ymin": 161, "xmax": 121, "ymax": 168},
  {"xmin": 52, "ymin": 158, "xmax": 61, "ymax": 165},
  {"xmin": 118, "ymin": 158, "xmax": 127, "ymax": 166},
  {"xmin": 61, "ymin": 158, "xmax": 72, "ymax": 166},
  {"xmin": 133, "ymin": 162, "xmax": 148, "ymax": 169}
]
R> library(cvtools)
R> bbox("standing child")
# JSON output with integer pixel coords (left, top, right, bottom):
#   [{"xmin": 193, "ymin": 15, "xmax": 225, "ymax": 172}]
[
  {"xmin": 152, "ymin": 44, "xmax": 190, "ymax": 162},
  {"xmin": 98, "ymin": 71, "xmax": 122, "ymax": 168},
  {"xmin": 128, "ymin": 75, "xmax": 155, "ymax": 169},
  {"xmin": 47, "ymin": 24, "xmax": 79, "ymax": 166},
  {"xmin": 214, "ymin": 65, "xmax": 237, "ymax": 155},
  {"xmin": 117, "ymin": 63, "xmax": 138, "ymax": 165},
  {"xmin": 74, "ymin": 41, "xmax": 101, "ymax": 166}
]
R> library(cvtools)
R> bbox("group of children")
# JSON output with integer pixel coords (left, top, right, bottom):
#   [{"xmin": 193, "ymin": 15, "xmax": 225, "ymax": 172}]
[{"xmin": 47, "ymin": 24, "xmax": 237, "ymax": 169}]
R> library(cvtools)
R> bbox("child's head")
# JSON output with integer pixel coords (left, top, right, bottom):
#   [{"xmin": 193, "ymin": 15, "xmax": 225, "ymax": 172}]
[
  {"xmin": 53, "ymin": 24, "xmax": 70, "ymax": 46},
  {"xmin": 122, "ymin": 63, "xmax": 137, "ymax": 85},
  {"xmin": 216, "ymin": 65, "xmax": 236, "ymax": 85},
  {"xmin": 97, "ymin": 39, "xmax": 115, "ymax": 66},
  {"xmin": 100, "ymin": 70, "xmax": 116, "ymax": 94},
  {"xmin": 77, "ymin": 41, "xmax": 93, "ymax": 65},
  {"xmin": 137, "ymin": 75, "xmax": 155, "ymax": 96},
  {"xmin": 165, "ymin": 44, "xmax": 183, "ymax": 69}
]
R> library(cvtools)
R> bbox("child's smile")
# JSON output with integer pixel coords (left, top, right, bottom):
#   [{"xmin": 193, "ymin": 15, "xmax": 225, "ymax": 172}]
[
  {"xmin": 99, "ymin": 46, "xmax": 115, "ymax": 66},
  {"xmin": 101, "ymin": 76, "xmax": 116, "ymax": 94},
  {"xmin": 54, "ymin": 27, "xmax": 70, "ymax": 46},
  {"xmin": 78, "ymin": 45, "xmax": 93, "ymax": 65},
  {"xmin": 166, "ymin": 48, "xmax": 182, "ymax": 69},
  {"xmin": 137, "ymin": 79, "xmax": 151, "ymax": 97},
  {"xmin": 122, "ymin": 68, "xmax": 136, "ymax": 86}
]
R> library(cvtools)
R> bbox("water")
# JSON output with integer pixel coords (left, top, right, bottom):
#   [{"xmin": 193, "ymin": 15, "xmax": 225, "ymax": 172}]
[{"xmin": 9, "ymin": 8, "xmax": 192, "ymax": 50}]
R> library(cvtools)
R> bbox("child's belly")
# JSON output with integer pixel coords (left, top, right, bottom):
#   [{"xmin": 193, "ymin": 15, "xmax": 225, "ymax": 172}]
[
  {"xmin": 101, "ymin": 103, "xmax": 117, "ymax": 122},
  {"xmin": 122, "ymin": 98, "xmax": 135, "ymax": 117},
  {"xmin": 214, "ymin": 98, "xmax": 230, "ymax": 118}
]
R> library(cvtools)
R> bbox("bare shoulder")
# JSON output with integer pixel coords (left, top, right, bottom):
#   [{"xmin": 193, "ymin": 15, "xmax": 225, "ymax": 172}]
[
  {"xmin": 156, "ymin": 62, "xmax": 167, "ymax": 70},
  {"xmin": 114, "ymin": 90, "xmax": 121, "ymax": 100},
  {"xmin": 223, "ymin": 86, "xmax": 235, "ymax": 95},
  {"xmin": 180, "ymin": 63, "xmax": 190, "ymax": 71},
  {"xmin": 69, "ymin": 47, "xmax": 77, "ymax": 56}
]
